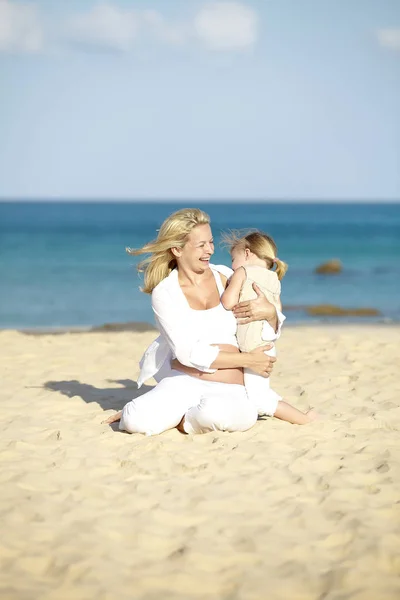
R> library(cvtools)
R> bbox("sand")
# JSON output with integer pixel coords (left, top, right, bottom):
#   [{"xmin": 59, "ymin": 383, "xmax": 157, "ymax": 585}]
[{"xmin": 0, "ymin": 325, "xmax": 399, "ymax": 600}]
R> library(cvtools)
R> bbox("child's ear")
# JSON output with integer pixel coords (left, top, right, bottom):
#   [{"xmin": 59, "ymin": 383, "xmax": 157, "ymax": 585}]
[
  {"xmin": 171, "ymin": 247, "xmax": 182, "ymax": 258},
  {"xmin": 244, "ymin": 248, "xmax": 251, "ymax": 260}
]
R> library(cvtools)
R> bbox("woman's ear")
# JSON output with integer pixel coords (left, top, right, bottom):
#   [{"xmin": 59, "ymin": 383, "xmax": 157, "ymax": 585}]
[{"xmin": 171, "ymin": 247, "xmax": 182, "ymax": 258}]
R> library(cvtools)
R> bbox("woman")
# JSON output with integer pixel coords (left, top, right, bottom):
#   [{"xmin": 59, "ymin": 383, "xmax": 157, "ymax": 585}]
[{"xmin": 105, "ymin": 208, "xmax": 285, "ymax": 435}]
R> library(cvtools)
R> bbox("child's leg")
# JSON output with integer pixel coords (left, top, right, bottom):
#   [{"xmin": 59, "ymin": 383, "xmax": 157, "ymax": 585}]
[
  {"xmin": 244, "ymin": 370, "xmax": 317, "ymax": 425},
  {"xmin": 274, "ymin": 402, "xmax": 317, "ymax": 425}
]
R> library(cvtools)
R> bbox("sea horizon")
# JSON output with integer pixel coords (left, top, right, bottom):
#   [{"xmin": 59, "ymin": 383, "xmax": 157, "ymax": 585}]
[{"xmin": 1, "ymin": 198, "xmax": 400, "ymax": 204}]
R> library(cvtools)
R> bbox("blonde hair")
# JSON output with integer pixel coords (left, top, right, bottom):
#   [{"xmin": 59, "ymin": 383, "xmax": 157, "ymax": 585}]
[
  {"xmin": 126, "ymin": 208, "xmax": 210, "ymax": 294},
  {"xmin": 222, "ymin": 230, "xmax": 288, "ymax": 280}
]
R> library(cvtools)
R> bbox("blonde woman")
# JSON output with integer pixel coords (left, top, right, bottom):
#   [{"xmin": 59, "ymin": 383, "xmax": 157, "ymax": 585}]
[{"xmin": 105, "ymin": 208, "xmax": 285, "ymax": 436}]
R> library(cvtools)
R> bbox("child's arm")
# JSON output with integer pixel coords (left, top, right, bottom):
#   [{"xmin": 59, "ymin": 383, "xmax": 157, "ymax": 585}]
[{"xmin": 221, "ymin": 267, "xmax": 246, "ymax": 310}]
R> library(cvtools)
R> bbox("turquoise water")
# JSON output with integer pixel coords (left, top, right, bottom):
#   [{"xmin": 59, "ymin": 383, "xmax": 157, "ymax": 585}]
[{"xmin": 0, "ymin": 201, "xmax": 399, "ymax": 328}]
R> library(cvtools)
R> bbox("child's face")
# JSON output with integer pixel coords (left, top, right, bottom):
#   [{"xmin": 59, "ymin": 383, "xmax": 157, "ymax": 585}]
[{"xmin": 231, "ymin": 247, "xmax": 247, "ymax": 270}]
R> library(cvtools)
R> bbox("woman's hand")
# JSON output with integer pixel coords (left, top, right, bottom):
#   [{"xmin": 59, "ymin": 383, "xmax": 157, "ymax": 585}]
[
  {"xmin": 232, "ymin": 283, "xmax": 277, "ymax": 330},
  {"xmin": 246, "ymin": 344, "xmax": 277, "ymax": 377}
]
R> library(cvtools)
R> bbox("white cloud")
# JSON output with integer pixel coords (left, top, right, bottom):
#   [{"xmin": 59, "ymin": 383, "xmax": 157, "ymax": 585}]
[
  {"xmin": 194, "ymin": 2, "xmax": 258, "ymax": 50},
  {"xmin": 65, "ymin": 3, "xmax": 188, "ymax": 52},
  {"xmin": 376, "ymin": 28, "xmax": 400, "ymax": 51},
  {"xmin": 66, "ymin": 2, "xmax": 138, "ymax": 52},
  {"xmin": 66, "ymin": 1, "xmax": 257, "ymax": 53},
  {"xmin": 0, "ymin": 1, "xmax": 259, "ymax": 55},
  {"xmin": 0, "ymin": 0, "xmax": 43, "ymax": 53}
]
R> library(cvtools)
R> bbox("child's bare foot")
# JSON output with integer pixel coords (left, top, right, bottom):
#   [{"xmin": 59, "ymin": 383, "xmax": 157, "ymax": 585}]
[
  {"xmin": 274, "ymin": 400, "xmax": 319, "ymax": 425},
  {"xmin": 306, "ymin": 409, "xmax": 318, "ymax": 422},
  {"xmin": 102, "ymin": 410, "xmax": 122, "ymax": 424}
]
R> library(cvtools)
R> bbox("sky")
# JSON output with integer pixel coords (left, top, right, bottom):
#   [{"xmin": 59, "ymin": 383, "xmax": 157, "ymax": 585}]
[{"xmin": 0, "ymin": 0, "xmax": 399, "ymax": 201}]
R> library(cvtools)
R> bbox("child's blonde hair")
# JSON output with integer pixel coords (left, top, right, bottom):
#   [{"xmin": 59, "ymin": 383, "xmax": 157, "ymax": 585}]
[
  {"xmin": 222, "ymin": 230, "xmax": 288, "ymax": 280},
  {"xmin": 126, "ymin": 208, "xmax": 210, "ymax": 293}
]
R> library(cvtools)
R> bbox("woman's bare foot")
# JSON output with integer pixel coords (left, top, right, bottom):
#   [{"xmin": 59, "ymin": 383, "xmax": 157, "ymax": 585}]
[
  {"xmin": 102, "ymin": 410, "xmax": 122, "ymax": 424},
  {"xmin": 176, "ymin": 415, "xmax": 187, "ymax": 434}
]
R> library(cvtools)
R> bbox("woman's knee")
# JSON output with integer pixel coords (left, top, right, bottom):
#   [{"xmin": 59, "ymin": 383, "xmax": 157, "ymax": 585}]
[
  {"xmin": 119, "ymin": 402, "xmax": 149, "ymax": 434},
  {"xmin": 185, "ymin": 397, "xmax": 257, "ymax": 434},
  {"xmin": 119, "ymin": 385, "xmax": 194, "ymax": 435}
]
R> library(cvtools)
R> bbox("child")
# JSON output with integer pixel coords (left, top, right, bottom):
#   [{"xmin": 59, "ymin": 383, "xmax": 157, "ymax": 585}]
[{"xmin": 221, "ymin": 231, "xmax": 317, "ymax": 425}]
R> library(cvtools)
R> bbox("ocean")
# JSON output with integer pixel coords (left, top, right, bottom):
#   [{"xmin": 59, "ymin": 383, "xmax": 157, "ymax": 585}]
[{"xmin": 1, "ymin": 201, "xmax": 399, "ymax": 329}]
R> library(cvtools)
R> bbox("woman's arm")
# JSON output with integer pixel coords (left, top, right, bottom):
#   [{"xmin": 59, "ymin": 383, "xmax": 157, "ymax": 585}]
[
  {"xmin": 173, "ymin": 343, "xmax": 276, "ymax": 377},
  {"xmin": 208, "ymin": 344, "xmax": 276, "ymax": 375},
  {"xmin": 220, "ymin": 268, "xmax": 246, "ymax": 310}
]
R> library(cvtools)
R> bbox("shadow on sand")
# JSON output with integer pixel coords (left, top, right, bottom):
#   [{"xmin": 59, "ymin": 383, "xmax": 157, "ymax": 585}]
[{"xmin": 43, "ymin": 378, "xmax": 154, "ymax": 415}]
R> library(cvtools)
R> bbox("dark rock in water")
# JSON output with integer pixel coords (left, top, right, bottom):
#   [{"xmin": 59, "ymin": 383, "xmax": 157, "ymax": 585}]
[
  {"xmin": 306, "ymin": 305, "xmax": 381, "ymax": 317},
  {"xmin": 315, "ymin": 259, "xmax": 342, "ymax": 274}
]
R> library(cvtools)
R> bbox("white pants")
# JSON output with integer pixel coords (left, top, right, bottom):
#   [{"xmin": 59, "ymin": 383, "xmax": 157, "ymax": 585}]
[{"xmin": 120, "ymin": 370, "xmax": 258, "ymax": 436}]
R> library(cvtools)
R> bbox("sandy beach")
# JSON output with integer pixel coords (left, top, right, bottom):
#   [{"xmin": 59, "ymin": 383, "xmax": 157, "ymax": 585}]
[{"xmin": 1, "ymin": 325, "xmax": 399, "ymax": 600}]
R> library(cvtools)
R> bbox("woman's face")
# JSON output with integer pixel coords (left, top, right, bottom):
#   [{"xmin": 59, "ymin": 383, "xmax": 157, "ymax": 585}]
[{"xmin": 175, "ymin": 224, "xmax": 214, "ymax": 272}]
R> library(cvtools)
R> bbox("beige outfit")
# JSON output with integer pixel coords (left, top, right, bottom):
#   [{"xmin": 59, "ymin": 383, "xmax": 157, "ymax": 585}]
[
  {"xmin": 236, "ymin": 266, "xmax": 281, "ymax": 352},
  {"xmin": 236, "ymin": 265, "xmax": 282, "ymax": 417}
]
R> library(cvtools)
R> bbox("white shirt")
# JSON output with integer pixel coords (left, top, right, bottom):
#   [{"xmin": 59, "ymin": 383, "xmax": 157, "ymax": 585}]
[{"xmin": 137, "ymin": 264, "xmax": 286, "ymax": 387}]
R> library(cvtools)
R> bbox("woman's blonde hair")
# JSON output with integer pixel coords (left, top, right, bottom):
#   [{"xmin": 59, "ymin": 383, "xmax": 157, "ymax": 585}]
[
  {"xmin": 127, "ymin": 208, "xmax": 211, "ymax": 293},
  {"xmin": 222, "ymin": 230, "xmax": 288, "ymax": 280}
]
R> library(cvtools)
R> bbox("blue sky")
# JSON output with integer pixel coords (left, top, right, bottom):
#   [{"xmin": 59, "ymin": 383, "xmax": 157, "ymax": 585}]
[{"xmin": 0, "ymin": 0, "xmax": 399, "ymax": 200}]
